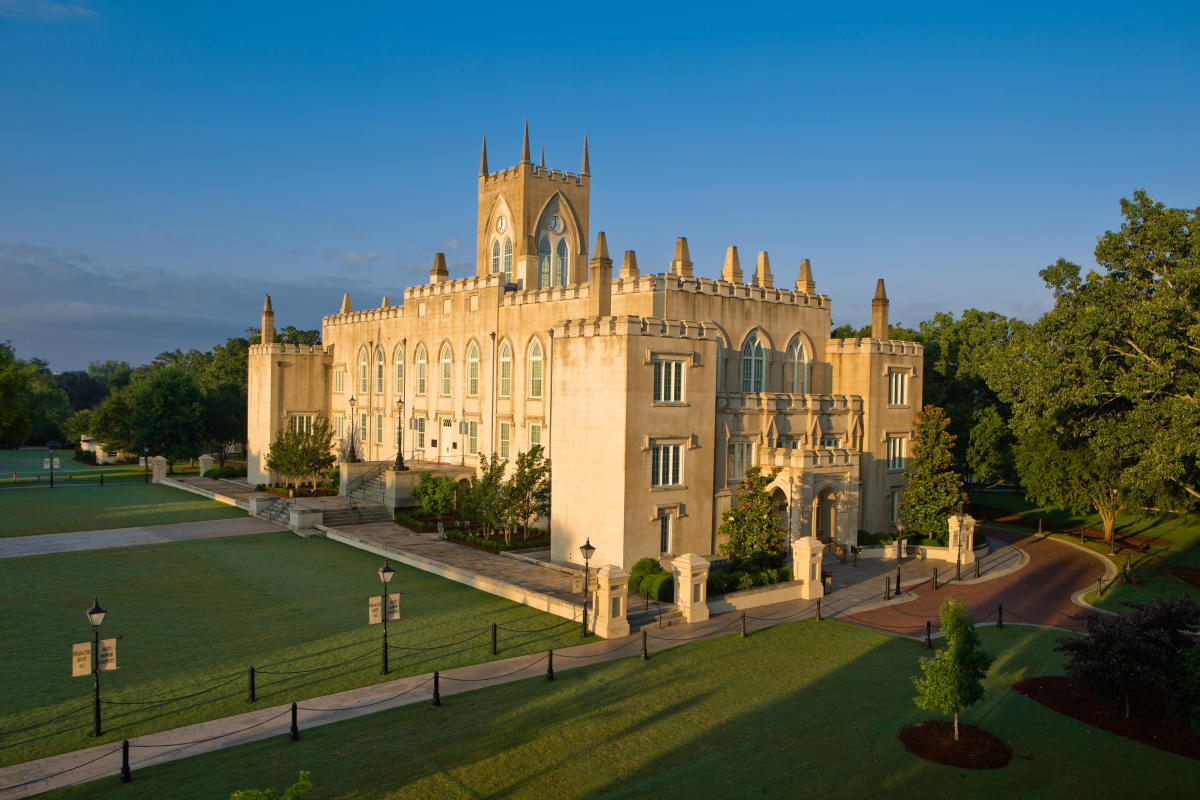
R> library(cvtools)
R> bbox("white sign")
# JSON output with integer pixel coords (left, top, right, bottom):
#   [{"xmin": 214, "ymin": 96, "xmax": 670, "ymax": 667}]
[
  {"xmin": 43, "ymin": 458, "xmax": 60, "ymax": 469},
  {"xmin": 54, "ymin": 458, "xmax": 60, "ymax": 469},
  {"xmin": 368, "ymin": 594, "xmax": 401, "ymax": 624},
  {"xmin": 139, "ymin": 457, "xmax": 146, "ymax": 466},
  {"xmin": 72, "ymin": 642, "xmax": 91, "ymax": 677},
  {"xmin": 99, "ymin": 639, "xmax": 117, "ymax": 672}
]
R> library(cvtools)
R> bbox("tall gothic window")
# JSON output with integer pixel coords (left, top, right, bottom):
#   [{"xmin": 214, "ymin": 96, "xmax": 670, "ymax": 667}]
[
  {"xmin": 538, "ymin": 237, "xmax": 551, "ymax": 288},
  {"xmin": 787, "ymin": 338, "xmax": 808, "ymax": 394},
  {"xmin": 374, "ymin": 347, "xmax": 384, "ymax": 394},
  {"xmin": 555, "ymin": 240, "xmax": 568, "ymax": 285},
  {"xmin": 467, "ymin": 342, "xmax": 480, "ymax": 397},
  {"xmin": 491, "ymin": 240, "xmax": 500, "ymax": 273},
  {"xmin": 528, "ymin": 339, "xmax": 543, "ymax": 398},
  {"xmin": 742, "ymin": 335, "xmax": 764, "ymax": 393},
  {"xmin": 415, "ymin": 345, "xmax": 427, "ymax": 395},
  {"xmin": 440, "ymin": 344, "xmax": 452, "ymax": 396},
  {"xmin": 499, "ymin": 341, "xmax": 512, "ymax": 397},
  {"xmin": 394, "ymin": 346, "xmax": 404, "ymax": 395},
  {"xmin": 358, "ymin": 347, "xmax": 369, "ymax": 394},
  {"xmin": 503, "ymin": 237, "xmax": 513, "ymax": 283}
]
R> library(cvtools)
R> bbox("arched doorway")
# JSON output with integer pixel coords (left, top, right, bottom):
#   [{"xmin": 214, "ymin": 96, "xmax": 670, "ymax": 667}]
[
  {"xmin": 813, "ymin": 489, "xmax": 838, "ymax": 543},
  {"xmin": 770, "ymin": 487, "xmax": 789, "ymax": 535}
]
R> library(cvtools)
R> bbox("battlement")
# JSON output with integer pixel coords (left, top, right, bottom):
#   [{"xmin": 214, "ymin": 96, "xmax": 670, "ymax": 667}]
[
  {"xmin": 500, "ymin": 282, "xmax": 587, "ymax": 307},
  {"xmin": 248, "ymin": 343, "xmax": 331, "ymax": 357},
  {"xmin": 760, "ymin": 446, "xmax": 859, "ymax": 471},
  {"xmin": 825, "ymin": 338, "xmax": 923, "ymax": 357},
  {"xmin": 608, "ymin": 271, "xmax": 828, "ymax": 309},
  {"xmin": 553, "ymin": 315, "xmax": 722, "ymax": 341},
  {"xmin": 479, "ymin": 163, "xmax": 589, "ymax": 187},
  {"xmin": 403, "ymin": 272, "xmax": 503, "ymax": 300},
  {"xmin": 718, "ymin": 393, "xmax": 863, "ymax": 414}
]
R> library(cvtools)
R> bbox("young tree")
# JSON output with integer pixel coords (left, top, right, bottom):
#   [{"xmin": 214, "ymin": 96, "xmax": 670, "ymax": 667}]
[
  {"xmin": 461, "ymin": 452, "xmax": 508, "ymax": 538},
  {"xmin": 508, "ymin": 445, "xmax": 551, "ymax": 539},
  {"xmin": 265, "ymin": 417, "xmax": 335, "ymax": 488},
  {"xmin": 897, "ymin": 406, "xmax": 966, "ymax": 545},
  {"xmin": 231, "ymin": 770, "xmax": 312, "ymax": 800},
  {"xmin": 1055, "ymin": 597, "xmax": 1200, "ymax": 719},
  {"xmin": 718, "ymin": 465, "xmax": 787, "ymax": 570},
  {"xmin": 913, "ymin": 598, "xmax": 995, "ymax": 741},
  {"xmin": 413, "ymin": 472, "xmax": 457, "ymax": 523}
]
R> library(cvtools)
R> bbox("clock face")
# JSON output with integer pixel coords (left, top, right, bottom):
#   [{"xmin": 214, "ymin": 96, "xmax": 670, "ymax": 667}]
[
  {"xmin": 496, "ymin": 216, "xmax": 507, "ymax": 233},
  {"xmin": 548, "ymin": 215, "xmax": 563, "ymax": 233}
]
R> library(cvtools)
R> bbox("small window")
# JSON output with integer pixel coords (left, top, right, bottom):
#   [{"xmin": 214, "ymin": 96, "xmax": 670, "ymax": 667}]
[
  {"xmin": 468, "ymin": 421, "xmax": 478, "ymax": 455},
  {"xmin": 503, "ymin": 237, "xmax": 513, "ymax": 283},
  {"xmin": 538, "ymin": 237, "xmax": 551, "ymax": 288},
  {"xmin": 333, "ymin": 416, "xmax": 344, "ymax": 439},
  {"xmin": 788, "ymin": 339, "xmax": 809, "ymax": 394},
  {"xmin": 820, "ymin": 436, "xmax": 841, "ymax": 448},
  {"xmin": 653, "ymin": 359, "xmax": 684, "ymax": 403},
  {"xmin": 416, "ymin": 345, "xmax": 427, "ymax": 395},
  {"xmin": 414, "ymin": 417, "xmax": 425, "ymax": 449},
  {"xmin": 491, "ymin": 240, "xmax": 500, "ymax": 273},
  {"xmin": 727, "ymin": 441, "xmax": 754, "ymax": 481},
  {"xmin": 530, "ymin": 423, "xmax": 542, "ymax": 448},
  {"xmin": 333, "ymin": 368, "xmax": 344, "ymax": 394},
  {"xmin": 891, "ymin": 490, "xmax": 902, "ymax": 523},
  {"xmin": 467, "ymin": 342, "xmax": 480, "ymax": 397},
  {"xmin": 499, "ymin": 342, "xmax": 512, "ymax": 398},
  {"xmin": 888, "ymin": 369, "xmax": 908, "ymax": 406},
  {"xmin": 528, "ymin": 340, "xmax": 543, "ymax": 398},
  {"xmin": 360, "ymin": 413, "xmax": 368, "ymax": 444},
  {"xmin": 742, "ymin": 335, "xmax": 764, "ymax": 393},
  {"xmin": 651, "ymin": 443, "xmax": 683, "ymax": 487},
  {"xmin": 887, "ymin": 435, "xmax": 906, "ymax": 470},
  {"xmin": 659, "ymin": 513, "xmax": 672, "ymax": 554},
  {"xmin": 440, "ymin": 345, "xmax": 452, "ymax": 396},
  {"xmin": 288, "ymin": 415, "xmax": 314, "ymax": 434},
  {"xmin": 358, "ymin": 348, "xmax": 369, "ymax": 394},
  {"xmin": 394, "ymin": 347, "xmax": 404, "ymax": 395},
  {"xmin": 499, "ymin": 421, "xmax": 511, "ymax": 458},
  {"xmin": 375, "ymin": 348, "xmax": 384, "ymax": 394},
  {"xmin": 375, "ymin": 413, "xmax": 383, "ymax": 444},
  {"xmin": 555, "ymin": 239, "xmax": 568, "ymax": 285}
]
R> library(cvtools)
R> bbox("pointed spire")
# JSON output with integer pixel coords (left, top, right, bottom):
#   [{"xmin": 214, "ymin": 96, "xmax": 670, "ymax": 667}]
[
  {"xmin": 479, "ymin": 134, "xmax": 488, "ymax": 176},
  {"xmin": 874, "ymin": 278, "xmax": 888, "ymax": 300},
  {"xmin": 795, "ymin": 258, "xmax": 815, "ymax": 293},
  {"xmin": 871, "ymin": 278, "xmax": 890, "ymax": 340},
  {"xmin": 381, "ymin": 296, "xmax": 390, "ymax": 308},
  {"xmin": 592, "ymin": 231, "xmax": 610, "ymax": 263},
  {"xmin": 262, "ymin": 294, "xmax": 274, "ymax": 314},
  {"xmin": 539, "ymin": 147, "xmax": 545, "ymax": 170},
  {"xmin": 620, "ymin": 250, "xmax": 640, "ymax": 280},
  {"xmin": 520, "ymin": 119, "xmax": 531, "ymax": 164},
  {"xmin": 261, "ymin": 294, "xmax": 275, "ymax": 344},
  {"xmin": 589, "ymin": 231, "xmax": 613, "ymax": 318},
  {"xmin": 721, "ymin": 246, "xmax": 743, "ymax": 283},
  {"xmin": 339, "ymin": 293, "xmax": 353, "ymax": 315},
  {"xmin": 670, "ymin": 237, "xmax": 693, "ymax": 277},
  {"xmin": 581, "ymin": 133, "xmax": 590, "ymax": 176},
  {"xmin": 430, "ymin": 253, "xmax": 449, "ymax": 284},
  {"xmin": 753, "ymin": 251, "xmax": 774, "ymax": 289}
]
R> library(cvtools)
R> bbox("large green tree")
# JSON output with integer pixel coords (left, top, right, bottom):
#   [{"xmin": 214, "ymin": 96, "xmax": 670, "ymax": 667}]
[
  {"xmin": 718, "ymin": 465, "xmax": 787, "ymax": 570},
  {"xmin": 126, "ymin": 367, "xmax": 207, "ymax": 471},
  {"xmin": 897, "ymin": 406, "xmax": 965, "ymax": 544},
  {"xmin": 265, "ymin": 416, "xmax": 335, "ymax": 488}
]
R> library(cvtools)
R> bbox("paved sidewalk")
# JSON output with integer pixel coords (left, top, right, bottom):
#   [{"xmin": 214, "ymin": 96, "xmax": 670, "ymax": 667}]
[{"xmin": 0, "ymin": 518, "xmax": 285, "ymax": 559}]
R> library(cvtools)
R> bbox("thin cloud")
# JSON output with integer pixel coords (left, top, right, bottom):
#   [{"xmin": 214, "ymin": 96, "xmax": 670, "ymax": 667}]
[
  {"xmin": 0, "ymin": 0, "xmax": 97, "ymax": 22},
  {"xmin": 325, "ymin": 250, "xmax": 381, "ymax": 271}
]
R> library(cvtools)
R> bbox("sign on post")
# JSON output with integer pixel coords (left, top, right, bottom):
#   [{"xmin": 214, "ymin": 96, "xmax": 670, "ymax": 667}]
[
  {"xmin": 43, "ymin": 458, "xmax": 60, "ymax": 469},
  {"xmin": 368, "ymin": 594, "xmax": 401, "ymax": 624},
  {"xmin": 98, "ymin": 638, "xmax": 117, "ymax": 671},
  {"xmin": 71, "ymin": 642, "xmax": 91, "ymax": 677}
]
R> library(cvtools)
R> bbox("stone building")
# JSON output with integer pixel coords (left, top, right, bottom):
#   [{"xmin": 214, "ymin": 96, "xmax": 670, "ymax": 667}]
[{"xmin": 247, "ymin": 126, "xmax": 922, "ymax": 570}]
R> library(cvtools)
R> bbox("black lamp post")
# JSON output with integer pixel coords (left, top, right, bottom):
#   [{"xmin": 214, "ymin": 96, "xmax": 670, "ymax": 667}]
[
  {"xmin": 579, "ymin": 539, "xmax": 595, "ymax": 637},
  {"xmin": 347, "ymin": 396, "xmax": 359, "ymax": 463},
  {"xmin": 143, "ymin": 446, "xmax": 149, "ymax": 484},
  {"xmin": 87, "ymin": 598, "xmax": 106, "ymax": 736},
  {"xmin": 394, "ymin": 398, "xmax": 406, "ymax": 471},
  {"xmin": 379, "ymin": 562, "xmax": 394, "ymax": 674},
  {"xmin": 48, "ymin": 444, "xmax": 55, "ymax": 489}
]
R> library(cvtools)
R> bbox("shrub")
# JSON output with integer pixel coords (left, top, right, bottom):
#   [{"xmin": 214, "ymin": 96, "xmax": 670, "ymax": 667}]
[
  {"xmin": 1176, "ymin": 646, "xmax": 1200, "ymax": 735},
  {"xmin": 629, "ymin": 557, "xmax": 662, "ymax": 594},
  {"xmin": 736, "ymin": 573, "xmax": 756, "ymax": 591},
  {"xmin": 327, "ymin": 466, "xmax": 340, "ymax": 487},
  {"xmin": 707, "ymin": 570, "xmax": 731, "ymax": 596},
  {"xmin": 204, "ymin": 467, "xmax": 222, "ymax": 479},
  {"xmin": 642, "ymin": 572, "xmax": 674, "ymax": 602}
]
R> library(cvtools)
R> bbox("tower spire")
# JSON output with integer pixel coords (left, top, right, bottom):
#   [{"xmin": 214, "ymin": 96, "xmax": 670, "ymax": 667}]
[
  {"xmin": 479, "ymin": 134, "xmax": 488, "ymax": 176},
  {"xmin": 520, "ymin": 119, "xmax": 531, "ymax": 164},
  {"xmin": 539, "ymin": 147, "xmax": 545, "ymax": 170},
  {"xmin": 581, "ymin": 133, "xmax": 590, "ymax": 176}
]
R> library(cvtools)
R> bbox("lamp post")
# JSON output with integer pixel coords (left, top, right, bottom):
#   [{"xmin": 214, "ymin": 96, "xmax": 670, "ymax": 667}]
[
  {"xmin": 48, "ymin": 444, "xmax": 55, "ymax": 489},
  {"xmin": 87, "ymin": 598, "xmax": 106, "ymax": 736},
  {"xmin": 378, "ymin": 562, "xmax": 394, "ymax": 674},
  {"xmin": 143, "ymin": 446, "xmax": 149, "ymax": 484},
  {"xmin": 347, "ymin": 396, "xmax": 359, "ymax": 463},
  {"xmin": 394, "ymin": 398, "xmax": 406, "ymax": 471},
  {"xmin": 579, "ymin": 539, "xmax": 595, "ymax": 637},
  {"xmin": 1109, "ymin": 488, "xmax": 1118, "ymax": 556}
]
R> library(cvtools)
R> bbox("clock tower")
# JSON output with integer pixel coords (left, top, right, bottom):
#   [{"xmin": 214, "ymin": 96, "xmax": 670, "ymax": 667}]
[{"xmin": 476, "ymin": 121, "xmax": 591, "ymax": 288}]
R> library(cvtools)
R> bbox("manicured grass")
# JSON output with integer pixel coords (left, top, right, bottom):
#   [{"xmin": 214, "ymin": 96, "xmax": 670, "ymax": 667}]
[
  {"xmin": 973, "ymin": 491, "xmax": 1200, "ymax": 609},
  {"xmin": 0, "ymin": 484, "xmax": 246, "ymax": 537},
  {"xmin": 39, "ymin": 623, "xmax": 1200, "ymax": 800},
  {"xmin": 0, "ymin": 448, "xmax": 201, "ymax": 486},
  {"xmin": 0, "ymin": 532, "xmax": 594, "ymax": 766}
]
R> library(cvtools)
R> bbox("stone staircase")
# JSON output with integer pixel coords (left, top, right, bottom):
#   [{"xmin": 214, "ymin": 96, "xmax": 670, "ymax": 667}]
[
  {"xmin": 259, "ymin": 498, "xmax": 293, "ymax": 528},
  {"xmin": 322, "ymin": 504, "xmax": 392, "ymax": 527},
  {"xmin": 627, "ymin": 600, "xmax": 684, "ymax": 632},
  {"xmin": 344, "ymin": 463, "xmax": 388, "ymax": 505}
]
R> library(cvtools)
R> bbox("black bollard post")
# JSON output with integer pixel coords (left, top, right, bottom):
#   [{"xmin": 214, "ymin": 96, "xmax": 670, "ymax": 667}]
[
  {"xmin": 289, "ymin": 703, "xmax": 299, "ymax": 741},
  {"xmin": 432, "ymin": 671, "xmax": 441, "ymax": 706},
  {"xmin": 925, "ymin": 621, "xmax": 932, "ymax": 649},
  {"xmin": 841, "ymin": 545, "xmax": 846, "ymax": 564},
  {"xmin": 1123, "ymin": 556, "xmax": 1130, "ymax": 583},
  {"xmin": 100, "ymin": 473, "xmax": 104, "ymax": 487},
  {"xmin": 853, "ymin": 548, "xmax": 858, "ymax": 567},
  {"xmin": 740, "ymin": 611, "xmax": 746, "ymax": 638},
  {"xmin": 884, "ymin": 576, "xmax": 891, "ymax": 601},
  {"xmin": 1097, "ymin": 576, "xmax": 1103, "ymax": 597},
  {"xmin": 1038, "ymin": 518, "xmax": 1043, "ymax": 535},
  {"xmin": 641, "ymin": 629, "xmax": 648, "ymax": 661},
  {"xmin": 248, "ymin": 667, "xmax": 256, "ymax": 703},
  {"xmin": 491, "ymin": 622, "xmax": 497, "ymax": 655},
  {"xmin": 816, "ymin": 597, "xmax": 822, "ymax": 621},
  {"xmin": 895, "ymin": 565, "xmax": 902, "ymax": 595},
  {"xmin": 546, "ymin": 650, "xmax": 555, "ymax": 682},
  {"xmin": 956, "ymin": 555, "xmax": 961, "ymax": 581},
  {"xmin": 933, "ymin": 568, "xmax": 939, "ymax": 590},
  {"xmin": 975, "ymin": 557, "xmax": 980, "ymax": 579},
  {"xmin": 997, "ymin": 604, "xmax": 1004, "ymax": 630},
  {"xmin": 120, "ymin": 739, "xmax": 131, "ymax": 783}
]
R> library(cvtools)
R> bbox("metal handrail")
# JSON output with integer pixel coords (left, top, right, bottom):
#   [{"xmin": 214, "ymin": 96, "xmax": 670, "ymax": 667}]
[{"xmin": 342, "ymin": 461, "xmax": 390, "ymax": 497}]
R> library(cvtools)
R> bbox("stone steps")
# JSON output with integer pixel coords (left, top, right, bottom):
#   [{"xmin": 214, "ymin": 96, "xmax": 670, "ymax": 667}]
[
  {"xmin": 627, "ymin": 604, "xmax": 684, "ymax": 632},
  {"xmin": 322, "ymin": 506, "xmax": 392, "ymax": 527}
]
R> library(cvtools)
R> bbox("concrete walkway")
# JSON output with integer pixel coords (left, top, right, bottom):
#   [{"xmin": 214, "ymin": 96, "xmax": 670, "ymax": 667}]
[{"xmin": 0, "ymin": 518, "xmax": 285, "ymax": 559}]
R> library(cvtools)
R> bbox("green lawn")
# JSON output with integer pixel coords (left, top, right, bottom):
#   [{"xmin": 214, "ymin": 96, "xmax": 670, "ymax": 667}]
[
  {"xmin": 0, "ymin": 447, "xmax": 200, "ymax": 487},
  {"xmin": 0, "ymin": 484, "xmax": 246, "ymax": 537},
  {"xmin": 39, "ymin": 622, "xmax": 1200, "ymax": 800},
  {"xmin": 973, "ymin": 490, "xmax": 1200, "ymax": 609},
  {"xmin": 0, "ymin": 532, "xmax": 595, "ymax": 767}
]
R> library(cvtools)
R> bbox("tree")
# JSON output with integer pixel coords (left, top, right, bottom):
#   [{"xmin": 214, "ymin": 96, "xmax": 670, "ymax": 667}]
[
  {"xmin": 202, "ymin": 381, "xmax": 247, "ymax": 466},
  {"xmin": 507, "ymin": 445, "xmax": 551, "ymax": 539},
  {"xmin": 56, "ymin": 370, "xmax": 109, "ymax": 411},
  {"xmin": 913, "ymin": 598, "xmax": 995, "ymax": 741},
  {"xmin": 718, "ymin": 465, "xmax": 787, "ymax": 570},
  {"xmin": 231, "ymin": 770, "xmax": 312, "ymax": 800},
  {"xmin": 264, "ymin": 416, "xmax": 335, "ymax": 489},
  {"xmin": 965, "ymin": 405, "xmax": 1015, "ymax": 486},
  {"xmin": 461, "ymin": 452, "xmax": 508, "ymax": 538},
  {"xmin": 126, "ymin": 367, "xmax": 207, "ymax": 472},
  {"xmin": 88, "ymin": 388, "xmax": 136, "ymax": 452},
  {"xmin": 897, "ymin": 406, "xmax": 965, "ymax": 545},
  {"xmin": 0, "ymin": 342, "xmax": 33, "ymax": 446},
  {"xmin": 88, "ymin": 359, "xmax": 133, "ymax": 391},
  {"xmin": 1055, "ymin": 597, "xmax": 1200, "ymax": 719},
  {"xmin": 413, "ymin": 471, "xmax": 457, "ymax": 523}
]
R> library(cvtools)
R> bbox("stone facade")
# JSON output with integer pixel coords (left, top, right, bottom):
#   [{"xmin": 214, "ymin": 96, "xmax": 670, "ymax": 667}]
[{"xmin": 247, "ymin": 127, "xmax": 922, "ymax": 570}]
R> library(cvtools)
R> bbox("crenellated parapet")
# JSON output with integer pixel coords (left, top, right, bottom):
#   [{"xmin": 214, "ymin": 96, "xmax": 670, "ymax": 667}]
[
  {"xmin": 552, "ymin": 315, "xmax": 723, "ymax": 341},
  {"xmin": 825, "ymin": 338, "xmax": 923, "ymax": 357},
  {"xmin": 248, "ymin": 343, "xmax": 331, "ymax": 357}
]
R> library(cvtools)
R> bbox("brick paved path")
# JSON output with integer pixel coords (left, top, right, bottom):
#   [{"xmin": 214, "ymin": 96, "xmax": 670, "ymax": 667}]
[{"xmin": 841, "ymin": 528, "xmax": 1114, "ymax": 636}]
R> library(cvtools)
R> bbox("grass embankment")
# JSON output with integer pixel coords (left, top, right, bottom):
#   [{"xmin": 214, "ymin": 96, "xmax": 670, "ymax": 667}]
[
  {"xmin": 41, "ymin": 623, "xmax": 1200, "ymax": 800},
  {"xmin": 973, "ymin": 490, "xmax": 1200, "ymax": 609},
  {"xmin": 0, "ymin": 484, "xmax": 246, "ymax": 537},
  {"xmin": 0, "ymin": 532, "xmax": 595, "ymax": 766}
]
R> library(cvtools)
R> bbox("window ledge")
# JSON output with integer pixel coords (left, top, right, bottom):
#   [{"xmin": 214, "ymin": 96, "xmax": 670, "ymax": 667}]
[
  {"xmin": 651, "ymin": 401, "xmax": 690, "ymax": 408},
  {"xmin": 650, "ymin": 484, "xmax": 688, "ymax": 492}
]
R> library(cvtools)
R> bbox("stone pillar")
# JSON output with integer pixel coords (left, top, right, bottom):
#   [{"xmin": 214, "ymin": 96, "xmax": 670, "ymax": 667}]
[
  {"xmin": 948, "ymin": 513, "xmax": 977, "ymax": 564},
  {"xmin": 150, "ymin": 456, "xmax": 168, "ymax": 484},
  {"xmin": 593, "ymin": 565, "xmax": 630, "ymax": 638},
  {"xmin": 198, "ymin": 454, "xmax": 214, "ymax": 475},
  {"xmin": 671, "ymin": 553, "xmax": 711, "ymax": 624},
  {"xmin": 792, "ymin": 536, "xmax": 825, "ymax": 600},
  {"xmin": 248, "ymin": 495, "xmax": 275, "ymax": 516}
]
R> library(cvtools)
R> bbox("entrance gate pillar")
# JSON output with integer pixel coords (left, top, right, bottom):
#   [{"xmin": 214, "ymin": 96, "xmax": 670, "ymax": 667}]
[
  {"xmin": 593, "ymin": 565, "xmax": 630, "ymax": 638},
  {"xmin": 198, "ymin": 454, "xmax": 214, "ymax": 475},
  {"xmin": 792, "ymin": 536, "xmax": 825, "ymax": 600},
  {"xmin": 672, "ymin": 553, "xmax": 711, "ymax": 624},
  {"xmin": 948, "ymin": 513, "xmax": 977, "ymax": 564},
  {"xmin": 151, "ymin": 456, "xmax": 168, "ymax": 483}
]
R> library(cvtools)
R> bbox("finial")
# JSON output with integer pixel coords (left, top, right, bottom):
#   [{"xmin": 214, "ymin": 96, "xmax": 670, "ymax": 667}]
[
  {"xmin": 721, "ymin": 246, "xmax": 743, "ymax": 283},
  {"xmin": 670, "ymin": 237, "xmax": 693, "ymax": 277},
  {"xmin": 593, "ymin": 231, "xmax": 610, "ymax": 262},
  {"xmin": 479, "ymin": 134, "xmax": 488, "ymax": 176},
  {"xmin": 795, "ymin": 258, "xmax": 815, "ymax": 293},
  {"xmin": 520, "ymin": 119, "xmax": 531, "ymax": 164},
  {"xmin": 262, "ymin": 294, "xmax": 274, "ymax": 314},
  {"xmin": 430, "ymin": 252, "xmax": 449, "ymax": 283},
  {"xmin": 620, "ymin": 250, "xmax": 640, "ymax": 280},
  {"xmin": 753, "ymin": 251, "xmax": 773, "ymax": 289},
  {"xmin": 381, "ymin": 296, "xmax": 390, "ymax": 308},
  {"xmin": 339, "ymin": 293, "xmax": 353, "ymax": 314},
  {"xmin": 581, "ymin": 133, "xmax": 590, "ymax": 176},
  {"xmin": 874, "ymin": 278, "xmax": 887, "ymax": 301},
  {"xmin": 539, "ymin": 147, "xmax": 545, "ymax": 170}
]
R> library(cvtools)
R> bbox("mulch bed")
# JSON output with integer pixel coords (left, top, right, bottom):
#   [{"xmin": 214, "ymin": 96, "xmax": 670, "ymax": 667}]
[
  {"xmin": 1014, "ymin": 676, "xmax": 1200, "ymax": 760},
  {"xmin": 1170, "ymin": 566, "xmax": 1200, "ymax": 588},
  {"xmin": 899, "ymin": 721, "xmax": 1012, "ymax": 769}
]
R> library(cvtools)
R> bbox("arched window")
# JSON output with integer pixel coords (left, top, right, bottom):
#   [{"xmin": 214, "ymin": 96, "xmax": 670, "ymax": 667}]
[
  {"xmin": 374, "ymin": 347, "xmax": 384, "ymax": 394},
  {"xmin": 499, "ymin": 341, "xmax": 512, "ymax": 397},
  {"xmin": 555, "ymin": 240, "xmax": 568, "ymax": 285},
  {"xmin": 491, "ymin": 240, "xmax": 500, "ymax": 273},
  {"xmin": 716, "ymin": 339, "xmax": 725, "ymax": 392},
  {"xmin": 394, "ymin": 346, "xmax": 405, "ymax": 395},
  {"xmin": 415, "ymin": 345, "xmax": 427, "ymax": 395},
  {"xmin": 538, "ymin": 237, "xmax": 551, "ymax": 288},
  {"xmin": 787, "ymin": 338, "xmax": 809, "ymax": 394},
  {"xmin": 440, "ymin": 345, "xmax": 452, "ymax": 396},
  {"xmin": 503, "ymin": 237, "xmax": 513, "ymax": 283},
  {"xmin": 742, "ymin": 335, "xmax": 764, "ymax": 393},
  {"xmin": 358, "ymin": 347, "xmax": 369, "ymax": 394},
  {"xmin": 528, "ymin": 339, "xmax": 543, "ymax": 398},
  {"xmin": 467, "ymin": 342, "xmax": 480, "ymax": 397}
]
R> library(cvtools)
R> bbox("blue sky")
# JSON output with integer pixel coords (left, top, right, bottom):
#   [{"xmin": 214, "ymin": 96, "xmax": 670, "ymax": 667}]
[{"xmin": 2, "ymin": 0, "xmax": 1198, "ymax": 371}]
